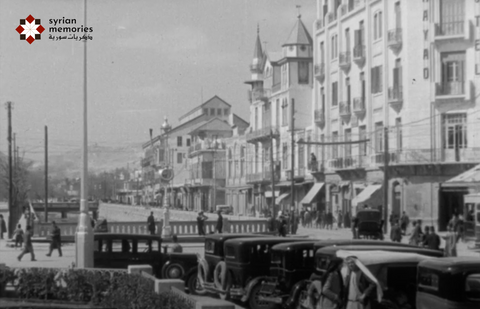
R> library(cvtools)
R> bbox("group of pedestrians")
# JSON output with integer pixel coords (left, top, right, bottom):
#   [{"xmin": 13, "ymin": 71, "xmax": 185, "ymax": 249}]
[
  {"xmin": 16, "ymin": 221, "xmax": 62, "ymax": 262},
  {"xmin": 195, "ymin": 210, "xmax": 224, "ymax": 236},
  {"xmin": 300, "ymin": 209, "xmax": 350, "ymax": 230}
]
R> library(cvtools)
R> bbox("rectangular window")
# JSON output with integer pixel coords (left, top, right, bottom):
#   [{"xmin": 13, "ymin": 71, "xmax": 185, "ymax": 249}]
[
  {"xmin": 177, "ymin": 136, "xmax": 182, "ymax": 147},
  {"xmin": 276, "ymin": 99, "xmax": 280, "ymax": 126},
  {"xmin": 443, "ymin": 114, "xmax": 467, "ymax": 149},
  {"xmin": 359, "ymin": 125, "xmax": 367, "ymax": 156},
  {"xmin": 217, "ymin": 108, "xmax": 222, "ymax": 116},
  {"xmin": 360, "ymin": 72, "xmax": 366, "ymax": 100},
  {"xmin": 282, "ymin": 99, "xmax": 288, "ymax": 126},
  {"xmin": 320, "ymin": 41, "xmax": 325, "ymax": 63},
  {"xmin": 371, "ymin": 65, "xmax": 383, "ymax": 94},
  {"xmin": 439, "ymin": 0, "xmax": 465, "ymax": 36},
  {"xmin": 345, "ymin": 129, "xmax": 352, "ymax": 157},
  {"xmin": 203, "ymin": 108, "xmax": 208, "ymax": 115},
  {"xmin": 375, "ymin": 122, "xmax": 384, "ymax": 153},
  {"xmin": 396, "ymin": 118, "xmax": 402, "ymax": 151},
  {"xmin": 298, "ymin": 62, "xmax": 309, "ymax": 84},
  {"xmin": 224, "ymin": 108, "xmax": 229, "ymax": 116},
  {"xmin": 332, "ymin": 82, "xmax": 338, "ymax": 106},
  {"xmin": 331, "ymin": 34, "xmax": 338, "ymax": 60},
  {"xmin": 210, "ymin": 108, "xmax": 215, "ymax": 116},
  {"xmin": 282, "ymin": 64, "xmax": 288, "ymax": 87},
  {"xmin": 346, "ymin": 77, "xmax": 351, "ymax": 105},
  {"xmin": 298, "ymin": 140, "xmax": 305, "ymax": 169},
  {"xmin": 332, "ymin": 131, "xmax": 339, "ymax": 159},
  {"xmin": 440, "ymin": 52, "xmax": 465, "ymax": 95},
  {"xmin": 321, "ymin": 87, "xmax": 325, "ymax": 110},
  {"xmin": 282, "ymin": 142, "xmax": 288, "ymax": 169},
  {"xmin": 177, "ymin": 153, "xmax": 183, "ymax": 164},
  {"xmin": 374, "ymin": 11, "xmax": 383, "ymax": 40},
  {"xmin": 186, "ymin": 138, "xmax": 191, "ymax": 147}
]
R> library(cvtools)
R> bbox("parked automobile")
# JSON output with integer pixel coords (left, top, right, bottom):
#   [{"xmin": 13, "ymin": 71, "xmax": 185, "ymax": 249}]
[
  {"xmin": 195, "ymin": 233, "xmax": 267, "ymax": 295},
  {"xmin": 417, "ymin": 257, "xmax": 480, "ymax": 309},
  {"xmin": 214, "ymin": 237, "xmax": 307, "ymax": 306},
  {"xmin": 357, "ymin": 209, "xmax": 384, "ymax": 239},
  {"xmin": 259, "ymin": 239, "xmax": 442, "ymax": 309},
  {"xmin": 93, "ymin": 233, "xmax": 198, "ymax": 290}
]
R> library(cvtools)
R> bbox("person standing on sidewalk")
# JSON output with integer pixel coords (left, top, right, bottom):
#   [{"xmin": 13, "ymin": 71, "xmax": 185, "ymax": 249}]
[
  {"xmin": 216, "ymin": 211, "xmax": 223, "ymax": 234},
  {"xmin": 147, "ymin": 211, "xmax": 156, "ymax": 235},
  {"xmin": 13, "ymin": 224, "xmax": 24, "ymax": 248},
  {"xmin": 0, "ymin": 214, "xmax": 7, "ymax": 239},
  {"xmin": 17, "ymin": 225, "xmax": 36, "ymax": 262},
  {"xmin": 390, "ymin": 220, "xmax": 402, "ymax": 242},
  {"xmin": 197, "ymin": 211, "xmax": 208, "ymax": 236},
  {"xmin": 46, "ymin": 221, "xmax": 62, "ymax": 257}
]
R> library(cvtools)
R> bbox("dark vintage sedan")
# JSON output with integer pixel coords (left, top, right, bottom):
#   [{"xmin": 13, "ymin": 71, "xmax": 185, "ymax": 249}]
[
  {"xmin": 258, "ymin": 239, "xmax": 442, "ymax": 309},
  {"xmin": 417, "ymin": 257, "xmax": 480, "ymax": 309},
  {"xmin": 93, "ymin": 233, "xmax": 198, "ymax": 289},
  {"xmin": 215, "ymin": 237, "xmax": 307, "ymax": 306}
]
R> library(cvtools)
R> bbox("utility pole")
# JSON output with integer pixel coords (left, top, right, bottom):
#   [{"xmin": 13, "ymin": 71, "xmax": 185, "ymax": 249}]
[
  {"xmin": 45, "ymin": 125, "xmax": 49, "ymax": 222},
  {"xmin": 383, "ymin": 126, "xmax": 389, "ymax": 234},
  {"xmin": 270, "ymin": 129, "xmax": 276, "ymax": 218},
  {"xmin": 13, "ymin": 133, "xmax": 16, "ymax": 173},
  {"xmin": 290, "ymin": 99, "xmax": 295, "ymax": 213},
  {"xmin": 6, "ymin": 101, "xmax": 14, "ymax": 238}
]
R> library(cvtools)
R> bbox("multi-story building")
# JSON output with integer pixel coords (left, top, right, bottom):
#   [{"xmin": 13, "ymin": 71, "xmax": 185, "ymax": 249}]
[
  {"xmin": 141, "ymin": 96, "xmax": 248, "ymax": 211},
  {"xmin": 311, "ymin": 0, "xmax": 480, "ymax": 230},
  {"xmin": 229, "ymin": 16, "xmax": 323, "ymax": 217}
]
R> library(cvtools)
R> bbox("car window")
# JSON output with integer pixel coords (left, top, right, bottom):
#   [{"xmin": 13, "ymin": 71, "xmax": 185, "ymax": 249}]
[
  {"xmin": 225, "ymin": 245, "xmax": 235, "ymax": 259},
  {"xmin": 205, "ymin": 240, "xmax": 215, "ymax": 254},
  {"xmin": 94, "ymin": 240, "xmax": 103, "ymax": 252},
  {"xmin": 418, "ymin": 269, "xmax": 439, "ymax": 291},
  {"xmin": 465, "ymin": 274, "xmax": 480, "ymax": 301},
  {"xmin": 138, "ymin": 239, "xmax": 160, "ymax": 253},
  {"xmin": 112, "ymin": 239, "xmax": 132, "ymax": 253}
]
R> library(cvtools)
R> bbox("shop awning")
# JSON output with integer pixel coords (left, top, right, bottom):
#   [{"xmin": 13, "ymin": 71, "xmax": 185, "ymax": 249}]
[
  {"xmin": 277, "ymin": 193, "xmax": 290, "ymax": 203},
  {"xmin": 300, "ymin": 183, "xmax": 325, "ymax": 205},
  {"xmin": 265, "ymin": 190, "xmax": 280, "ymax": 198},
  {"xmin": 352, "ymin": 184, "xmax": 382, "ymax": 208},
  {"xmin": 442, "ymin": 164, "xmax": 480, "ymax": 188}
]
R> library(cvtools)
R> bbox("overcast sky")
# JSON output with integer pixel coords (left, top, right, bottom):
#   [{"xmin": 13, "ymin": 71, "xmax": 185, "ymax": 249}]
[{"xmin": 0, "ymin": 0, "xmax": 316, "ymax": 162}]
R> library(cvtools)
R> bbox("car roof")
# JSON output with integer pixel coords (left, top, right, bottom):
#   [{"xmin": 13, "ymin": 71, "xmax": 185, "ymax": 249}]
[
  {"xmin": 93, "ymin": 233, "xmax": 162, "ymax": 241},
  {"xmin": 225, "ymin": 237, "xmax": 307, "ymax": 246},
  {"xmin": 205, "ymin": 233, "xmax": 264, "ymax": 242},
  {"xmin": 316, "ymin": 245, "xmax": 443, "ymax": 257},
  {"xmin": 336, "ymin": 250, "xmax": 434, "ymax": 265},
  {"xmin": 418, "ymin": 257, "xmax": 480, "ymax": 273},
  {"xmin": 313, "ymin": 239, "xmax": 412, "ymax": 249},
  {"xmin": 272, "ymin": 240, "xmax": 319, "ymax": 251}
]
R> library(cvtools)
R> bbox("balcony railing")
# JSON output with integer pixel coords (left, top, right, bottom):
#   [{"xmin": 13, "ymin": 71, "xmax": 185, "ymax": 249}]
[
  {"xmin": 248, "ymin": 88, "xmax": 271, "ymax": 102},
  {"xmin": 353, "ymin": 45, "xmax": 365, "ymax": 66},
  {"xmin": 370, "ymin": 148, "xmax": 480, "ymax": 166},
  {"xmin": 327, "ymin": 11, "xmax": 337, "ymax": 24},
  {"xmin": 314, "ymin": 109, "xmax": 325, "ymax": 126},
  {"xmin": 435, "ymin": 21, "xmax": 465, "ymax": 37},
  {"xmin": 388, "ymin": 86, "xmax": 403, "ymax": 107},
  {"xmin": 316, "ymin": 19, "xmax": 324, "ymax": 30},
  {"xmin": 436, "ymin": 81, "xmax": 465, "ymax": 97},
  {"xmin": 387, "ymin": 28, "xmax": 402, "ymax": 50},
  {"xmin": 188, "ymin": 139, "xmax": 226, "ymax": 157},
  {"xmin": 327, "ymin": 156, "xmax": 367, "ymax": 170},
  {"xmin": 314, "ymin": 63, "xmax": 325, "ymax": 82},
  {"xmin": 352, "ymin": 97, "xmax": 365, "ymax": 116},
  {"xmin": 246, "ymin": 125, "xmax": 279, "ymax": 143},
  {"xmin": 308, "ymin": 160, "xmax": 324, "ymax": 173},
  {"xmin": 339, "ymin": 101, "xmax": 351, "ymax": 118},
  {"xmin": 339, "ymin": 51, "xmax": 351, "ymax": 70},
  {"xmin": 340, "ymin": 4, "xmax": 347, "ymax": 16},
  {"xmin": 249, "ymin": 63, "xmax": 262, "ymax": 72},
  {"xmin": 246, "ymin": 168, "xmax": 280, "ymax": 184}
]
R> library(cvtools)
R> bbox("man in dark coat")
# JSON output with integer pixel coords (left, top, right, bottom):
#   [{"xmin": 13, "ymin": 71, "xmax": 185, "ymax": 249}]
[
  {"xmin": 390, "ymin": 219, "xmax": 402, "ymax": 242},
  {"xmin": 0, "ymin": 214, "xmax": 6, "ymax": 239},
  {"xmin": 46, "ymin": 221, "xmax": 62, "ymax": 257},
  {"xmin": 216, "ymin": 211, "xmax": 223, "ymax": 233},
  {"xmin": 147, "ymin": 211, "xmax": 156, "ymax": 235},
  {"xmin": 17, "ymin": 225, "xmax": 36, "ymax": 262},
  {"xmin": 197, "ymin": 211, "xmax": 208, "ymax": 236},
  {"xmin": 424, "ymin": 226, "xmax": 441, "ymax": 250}
]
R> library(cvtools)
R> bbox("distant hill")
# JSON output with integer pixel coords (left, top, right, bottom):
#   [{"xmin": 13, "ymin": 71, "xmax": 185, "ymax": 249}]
[{"xmin": 30, "ymin": 143, "xmax": 144, "ymax": 178}]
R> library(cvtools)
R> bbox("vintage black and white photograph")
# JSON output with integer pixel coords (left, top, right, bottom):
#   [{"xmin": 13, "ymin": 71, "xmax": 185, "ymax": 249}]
[{"xmin": 0, "ymin": 0, "xmax": 480, "ymax": 308}]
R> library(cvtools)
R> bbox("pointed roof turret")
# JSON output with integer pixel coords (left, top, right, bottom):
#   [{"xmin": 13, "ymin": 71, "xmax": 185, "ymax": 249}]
[
  {"xmin": 282, "ymin": 15, "xmax": 313, "ymax": 47},
  {"xmin": 252, "ymin": 24, "xmax": 263, "ymax": 62}
]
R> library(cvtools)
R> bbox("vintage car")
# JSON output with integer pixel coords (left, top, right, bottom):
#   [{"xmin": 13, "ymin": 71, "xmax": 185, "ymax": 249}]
[
  {"xmin": 195, "ymin": 233, "xmax": 268, "ymax": 295},
  {"xmin": 357, "ymin": 209, "xmax": 383, "ymax": 239},
  {"xmin": 303, "ymin": 249, "xmax": 435, "ymax": 309},
  {"xmin": 208, "ymin": 237, "xmax": 307, "ymax": 304},
  {"xmin": 258, "ymin": 239, "xmax": 442, "ymax": 309},
  {"xmin": 93, "ymin": 233, "xmax": 198, "ymax": 289},
  {"xmin": 417, "ymin": 257, "xmax": 480, "ymax": 309}
]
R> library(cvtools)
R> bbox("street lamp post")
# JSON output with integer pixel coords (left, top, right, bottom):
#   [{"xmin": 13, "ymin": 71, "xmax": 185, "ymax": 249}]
[{"xmin": 161, "ymin": 117, "xmax": 172, "ymax": 238}]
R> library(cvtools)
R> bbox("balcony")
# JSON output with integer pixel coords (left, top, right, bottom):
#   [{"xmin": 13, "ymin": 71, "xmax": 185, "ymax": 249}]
[
  {"xmin": 387, "ymin": 28, "xmax": 402, "ymax": 51},
  {"xmin": 339, "ymin": 52, "xmax": 351, "ymax": 71},
  {"xmin": 435, "ymin": 81, "xmax": 470, "ymax": 101},
  {"xmin": 352, "ymin": 97, "xmax": 366, "ymax": 117},
  {"xmin": 248, "ymin": 88, "xmax": 271, "ymax": 103},
  {"xmin": 370, "ymin": 148, "xmax": 480, "ymax": 167},
  {"xmin": 246, "ymin": 167, "xmax": 280, "ymax": 184},
  {"xmin": 388, "ymin": 86, "xmax": 403, "ymax": 109},
  {"xmin": 314, "ymin": 109, "xmax": 325, "ymax": 127},
  {"xmin": 249, "ymin": 63, "xmax": 262, "ymax": 73},
  {"xmin": 308, "ymin": 160, "xmax": 324, "ymax": 173},
  {"xmin": 188, "ymin": 139, "xmax": 226, "ymax": 158},
  {"xmin": 316, "ymin": 19, "xmax": 324, "ymax": 31},
  {"xmin": 327, "ymin": 12, "xmax": 337, "ymax": 24},
  {"xmin": 141, "ymin": 157, "xmax": 151, "ymax": 167},
  {"xmin": 327, "ymin": 156, "xmax": 366, "ymax": 171},
  {"xmin": 246, "ymin": 125, "xmax": 279, "ymax": 143},
  {"xmin": 353, "ymin": 45, "xmax": 365, "ymax": 66},
  {"xmin": 339, "ymin": 101, "xmax": 351, "ymax": 119},
  {"xmin": 314, "ymin": 63, "xmax": 325, "ymax": 82},
  {"xmin": 435, "ymin": 20, "xmax": 468, "ymax": 41},
  {"xmin": 340, "ymin": 4, "xmax": 347, "ymax": 16}
]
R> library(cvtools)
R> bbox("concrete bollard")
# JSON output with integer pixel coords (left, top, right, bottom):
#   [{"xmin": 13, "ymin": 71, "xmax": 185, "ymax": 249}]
[
  {"xmin": 154, "ymin": 279, "xmax": 184, "ymax": 294},
  {"xmin": 127, "ymin": 265, "xmax": 152, "ymax": 275}
]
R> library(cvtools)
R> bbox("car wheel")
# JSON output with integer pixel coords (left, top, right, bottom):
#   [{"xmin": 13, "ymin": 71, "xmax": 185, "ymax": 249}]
[
  {"xmin": 249, "ymin": 284, "xmax": 279, "ymax": 309},
  {"xmin": 187, "ymin": 271, "xmax": 207, "ymax": 295},
  {"xmin": 162, "ymin": 263, "xmax": 185, "ymax": 279}
]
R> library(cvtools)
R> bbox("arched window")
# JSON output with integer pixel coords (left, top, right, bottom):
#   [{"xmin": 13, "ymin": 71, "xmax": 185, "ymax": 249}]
[{"xmin": 228, "ymin": 148, "xmax": 233, "ymax": 178}]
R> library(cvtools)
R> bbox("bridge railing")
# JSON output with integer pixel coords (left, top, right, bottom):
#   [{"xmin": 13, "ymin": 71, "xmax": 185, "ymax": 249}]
[{"xmin": 34, "ymin": 219, "xmax": 268, "ymax": 237}]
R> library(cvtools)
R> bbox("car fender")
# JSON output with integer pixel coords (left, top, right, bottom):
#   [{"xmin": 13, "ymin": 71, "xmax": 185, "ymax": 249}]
[
  {"xmin": 161, "ymin": 260, "xmax": 186, "ymax": 279},
  {"xmin": 240, "ymin": 276, "xmax": 269, "ymax": 302},
  {"xmin": 285, "ymin": 279, "xmax": 311, "ymax": 309}
]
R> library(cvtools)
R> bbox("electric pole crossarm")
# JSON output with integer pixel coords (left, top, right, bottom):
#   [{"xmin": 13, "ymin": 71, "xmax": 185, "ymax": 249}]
[{"xmin": 297, "ymin": 139, "xmax": 370, "ymax": 146}]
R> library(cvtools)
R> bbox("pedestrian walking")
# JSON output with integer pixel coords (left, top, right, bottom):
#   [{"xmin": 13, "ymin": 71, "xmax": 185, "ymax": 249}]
[
  {"xmin": 409, "ymin": 219, "xmax": 424, "ymax": 246},
  {"xmin": 147, "ymin": 211, "xmax": 156, "ymax": 235},
  {"xmin": 352, "ymin": 216, "xmax": 359, "ymax": 239},
  {"xmin": 424, "ymin": 226, "xmax": 440, "ymax": 250},
  {"xmin": 421, "ymin": 226, "xmax": 430, "ymax": 246},
  {"xmin": 338, "ymin": 210, "xmax": 343, "ymax": 229},
  {"xmin": 400, "ymin": 211, "xmax": 409, "ymax": 235},
  {"xmin": 318, "ymin": 259, "xmax": 345, "ymax": 309},
  {"xmin": 326, "ymin": 210, "xmax": 333, "ymax": 230},
  {"xmin": 13, "ymin": 224, "xmax": 24, "ymax": 248},
  {"xmin": 444, "ymin": 226, "xmax": 457, "ymax": 257},
  {"xmin": 46, "ymin": 221, "xmax": 62, "ymax": 257},
  {"xmin": 216, "ymin": 211, "xmax": 223, "ymax": 233},
  {"xmin": 0, "ymin": 214, "xmax": 7, "ymax": 239},
  {"xmin": 278, "ymin": 216, "xmax": 288, "ymax": 237},
  {"xmin": 390, "ymin": 220, "xmax": 402, "ymax": 242},
  {"xmin": 456, "ymin": 213, "xmax": 465, "ymax": 242},
  {"xmin": 197, "ymin": 211, "xmax": 208, "ymax": 236},
  {"xmin": 17, "ymin": 225, "xmax": 36, "ymax": 262}
]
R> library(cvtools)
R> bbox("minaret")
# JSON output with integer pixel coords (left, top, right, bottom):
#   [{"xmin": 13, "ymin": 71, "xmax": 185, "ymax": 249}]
[{"xmin": 245, "ymin": 24, "xmax": 265, "ymax": 103}]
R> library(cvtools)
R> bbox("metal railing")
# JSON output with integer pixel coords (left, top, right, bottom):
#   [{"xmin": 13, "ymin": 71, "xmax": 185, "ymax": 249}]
[
  {"xmin": 248, "ymin": 88, "xmax": 271, "ymax": 102},
  {"xmin": 436, "ymin": 81, "xmax": 465, "ymax": 96},
  {"xmin": 188, "ymin": 140, "xmax": 226, "ymax": 156},
  {"xmin": 316, "ymin": 19, "xmax": 324, "ymax": 30},
  {"xmin": 339, "ymin": 51, "xmax": 351, "ymax": 67},
  {"xmin": 246, "ymin": 125, "xmax": 279, "ymax": 142},
  {"xmin": 353, "ymin": 45, "xmax": 365, "ymax": 60},
  {"xmin": 388, "ymin": 86, "xmax": 403, "ymax": 102},
  {"xmin": 339, "ymin": 101, "xmax": 351, "ymax": 117},
  {"xmin": 328, "ymin": 11, "xmax": 337, "ymax": 24},
  {"xmin": 371, "ymin": 148, "xmax": 480, "ymax": 165},
  {"xmin": 435, "ymin": 21, "xmax": 465, "ymax": 37},
  {"xmin": 314, "ymin": 109, "xmax": 325, "ymax": 125},
  {"xmin": 314, "ymin": 63, "xmax": 325, "ymax": 78},
  {"xmin": 387, "ymin": 28, "xmax": 402, "ymax": 47},
  {"xmin": 352, "ymin": 97, "xmax": 365, "ymax": 114}
]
